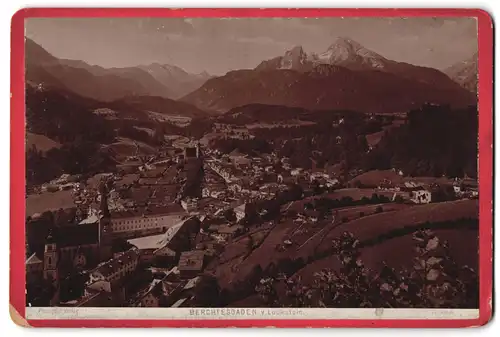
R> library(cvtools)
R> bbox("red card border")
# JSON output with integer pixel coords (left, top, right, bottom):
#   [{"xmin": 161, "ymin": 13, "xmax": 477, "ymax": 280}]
[{"xmin": 10, "ymin": 7, "xmax": 494, "ymax": 328}]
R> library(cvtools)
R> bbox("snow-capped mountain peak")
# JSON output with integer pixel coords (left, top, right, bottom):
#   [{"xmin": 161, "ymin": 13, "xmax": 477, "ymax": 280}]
[
  {"xmin": 317, "ymin": 37, "xmax": 387, "ymax": 69},
  {"xmin": 280, "ymin": 45, "xmax": 308, "ymax": 70}
]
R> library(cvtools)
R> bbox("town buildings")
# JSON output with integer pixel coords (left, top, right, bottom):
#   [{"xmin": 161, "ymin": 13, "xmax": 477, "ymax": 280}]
[
  {"xmin": 178, "ymin": 250, "xmax": 206, "ymax": 278},
  {"xmin": 86, "ymin": 248, "xmax": 140, "ymax": 292},
  {"xmin": 109, "ymin": 205, "xmax": 186, "ymax": 239}
]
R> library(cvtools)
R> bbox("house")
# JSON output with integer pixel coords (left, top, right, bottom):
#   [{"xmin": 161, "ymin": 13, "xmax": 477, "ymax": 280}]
[
  {"xmin": 59, "ymin": 288, "xmax": 119, "ymax": 307},
  {"xmin": 326, "ymin": 178, "xmax": 340, "ymax": 188},
  {"xmin": 114, "ymin": 174, "xmax": 140, "ymax": 190},
  {"xmin": 43, "ymin": 220, "xmax": 103, "ymax": 272},
  {"xmin": 181, "ymin": 198, "xmax": 199, "ymax": 213},
  {"xmin": 291, "ymin": 168, "xmax": 303, "ymax": 177},
  {"xmin": 215, "ymin": 225, "xmax": 244, "ymax": 240},
  {"xmin": 86, "ymin": 248, "xmax": 140, "ymax": 291},
  {"xmin": 127, "ymin": 233, "xmax": 177, "ymax": 265},
  {"xmin": 127, "ymin": 216, "xmax": 200, "ymax": 263},
  {"xmin": 130, "ymin": 273, "xmax": 185, "ymax": 308},
  {"xmin": 234, "ymin": 203, "xmax": 249, "ymax": 222},
  {"xmin": 178, "ymin": 250, "xmax": 205, "ymax": 278},
  {"xmin": 411, "ymin": 190, "xmax": 432, "ymax": 204},
  {"xmin": 109, "ymin": 204, "xmax": 186, "ymax": 239},
  {"xmin": 26, "ymin": 253, "xmax": 43, "ymax": 285},
  {"xmin": 404, "ymin": 181, "xmax": 420, "ymax": 189},
  {"xmin": 171, "ymin": 297, "xmax": 190, "ymax": 308}
]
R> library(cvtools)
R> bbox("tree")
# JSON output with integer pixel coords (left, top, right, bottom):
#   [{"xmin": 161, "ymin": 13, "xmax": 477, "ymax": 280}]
[
  {"xmin": 311, "ymin": 179, "xmax": 322, "ymax": 195},
  {"xmin": 247, "ymin": 235, "xmax": 255, "ymax": 251},
  {"xmin": 287, "ymin": 184, "xmax": 304, "ymax": 201},
  {"xmin": 304, "ymin": 202, "xmax": 314, "ymax": 211},
  {"xmin": 224, "ymin": 209, "xmax": 237, "ymax": 223},
  {"xmin": 193, "ymin": 275, "xmax": 222, "ymax": 307},
  {"xmin": 112, "ymin": 238, "xmax": 134, "ymax": 254},
  {"xmin": 394, "ymin": 195, "xmax": 405, "ymax": 204},
  {"xmin": 255, "ymin": 229, "xmax": 478, "ymax": 308}
]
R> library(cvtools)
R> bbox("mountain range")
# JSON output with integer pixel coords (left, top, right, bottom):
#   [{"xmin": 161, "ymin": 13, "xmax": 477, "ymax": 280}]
[
  {"xmin": 444, "ymin": 53, "xmax": 478, "ymax": 93},
  {"xmin": 25, "ymin": 38, "xmax": 212, "ymax": 102},
  {"xmin": 25, "ymin": 36, "xmax": 477, "ymax": 116},
  {"xmin": 182, "ymin": 37, "xmax": 476, "ymax": 113}
]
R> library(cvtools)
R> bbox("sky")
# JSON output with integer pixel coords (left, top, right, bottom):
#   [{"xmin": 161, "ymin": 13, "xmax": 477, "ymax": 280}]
[{"xmin": 25, "ymin": 17, "xmax": 478, "ymax": 75}]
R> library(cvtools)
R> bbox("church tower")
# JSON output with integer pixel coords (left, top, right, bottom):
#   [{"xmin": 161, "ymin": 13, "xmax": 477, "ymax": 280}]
[
  {"xmin": 43, "ymin": 231, "xmax": 59, "ymax": 305},
  {"xmin": 195, "ymin": 142, "xmax": 201, "ymax": 158},
  {"xmin": 98, "ymin": 180, "xmax": 113, "ymax": 261}
]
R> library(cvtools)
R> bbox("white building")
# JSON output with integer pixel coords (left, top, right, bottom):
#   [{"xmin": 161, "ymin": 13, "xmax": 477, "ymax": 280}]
[
  {"xmin": 234, "ymin": 203, "xmax": 248, "ymax": 222},
  {"xmin": 181, "ymin": 198, "xmax": 199, "ymax": 213},
  {"xmin": 86, "ymin": 248, "xmax": 140, "ymax": 292},
  {"xmin": 110, "ymin": 207, "xmax": 186, "ymax": 238},
  {"xmin": 291, "ymin": 168, "xmax": 303, "ymax": 177},
  {"xmin": 411, "ymin": 190, "xmax": 432, "ymax": 204}
]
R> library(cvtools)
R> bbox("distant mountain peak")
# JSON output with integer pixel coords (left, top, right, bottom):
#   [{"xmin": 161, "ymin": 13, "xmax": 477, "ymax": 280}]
[
  {"xmin": 444, "ymin": 53, "xmax": 478, "ymax": 93},
  {"xmin": 280, "ymin": 45, "xmax": 308, "ymax": 70},
  {"xmin": 318, "ymin": 36, "xmax": 387, "ymax": 69},
  {"xmin": 25, "ymin": 37, "xmax": 59, "ymax": 65},
  {"xmin": 328, "ymin": 36, "xmax": 364, "ymax": 51}
]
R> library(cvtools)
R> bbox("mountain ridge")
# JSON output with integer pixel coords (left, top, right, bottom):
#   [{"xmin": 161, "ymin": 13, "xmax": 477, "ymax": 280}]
[
  {"xmin": 182, "ymin": 38, "xmax": 476, "ymax": 113},
  {"xmin": 444, "ymin": 53, "xmax": 478, "ymax": 93},
  {"xmin": 181, "ymin": 64, "xmax": 475, "ymax": 113},
  {"xmin": 25, "ymin": 38, "xmax": 212, "ymax": 102}
]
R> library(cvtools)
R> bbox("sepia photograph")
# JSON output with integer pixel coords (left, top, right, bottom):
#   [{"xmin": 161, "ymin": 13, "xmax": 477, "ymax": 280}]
[{"xmin": 15, "ymin": 9, "xmax": 492, "ymax": 325}]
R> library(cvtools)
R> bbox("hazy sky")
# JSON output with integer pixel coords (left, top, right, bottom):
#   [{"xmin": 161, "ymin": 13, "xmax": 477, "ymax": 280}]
[{"xmin": 25, "ymin": 17, "xmax": 478, "ymax": 75}]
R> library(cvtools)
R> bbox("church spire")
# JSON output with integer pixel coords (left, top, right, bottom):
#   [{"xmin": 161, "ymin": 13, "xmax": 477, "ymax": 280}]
[{"xmin": 98, "ymin": 180, "xmax": 110, "ymax": 218}]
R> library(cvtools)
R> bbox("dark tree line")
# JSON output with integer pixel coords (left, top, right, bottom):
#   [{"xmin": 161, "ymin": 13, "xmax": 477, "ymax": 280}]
[
  {"xmin": 364, "ymin": 104, "xmax": 478, "ymax": 178},
  {"xmin": 26, "ymin": 142, "xmax": 116, "ymax": 186},
  {"xmin": 26, "ymin": 86, "xmax": 115, "ymax": 144}
]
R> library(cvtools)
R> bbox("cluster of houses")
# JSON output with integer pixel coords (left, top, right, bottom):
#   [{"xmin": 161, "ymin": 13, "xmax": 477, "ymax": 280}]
[
  {"xmin": 376, "ymin": 178, "xmax": 479, "ymax": 204},
  {"xmin": 27, "ymin": 134, "xmax": 481, "ymax": 308},
  {"xmin": 203, "ymin": 150, "xmax": 344, "ymax": 206}
]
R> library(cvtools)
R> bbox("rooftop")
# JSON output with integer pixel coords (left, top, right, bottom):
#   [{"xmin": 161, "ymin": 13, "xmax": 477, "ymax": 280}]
[
  {"xmin": 111, "ymin": 203, "xmax": 186, "ymax": 219},
  {"xmin": 127, "ymin": 216, "xmax": 198, "ymax": 252},
  {"xmin": 171, "ymin": 297, "xmax": 189, "ymax": 308},
  {"xmin": 178, "ymin": 250, "xmax": 205, "ymax": 272},
  {"xmin": 90, "ymin": 248, "xmax": 140, "ymax": 278},
  {"xmin": 79, "ymin": 214, "xmax": 101, "ymax": 225},
  {"xmin": 127, "ymin": 233, "xmax": 166, "ymax": 250},
  {"xmin": 26, "ymin": 252, "xmax": 42, "ymax": 265}
]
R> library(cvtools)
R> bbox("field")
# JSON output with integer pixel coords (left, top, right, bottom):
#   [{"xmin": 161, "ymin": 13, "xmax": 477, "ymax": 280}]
[
  {"xmin": 133, "ymin": 126, "xmax": 154, "ymax": 136},
  {"xmin": 350, "ymin": 170, "xmax": 455, "ymax": 187},
  {"xmin": 145, "ymin": 111, "xmax": 192, "ymax": 125},
  {"xmin": 216, "ymin": 199, "xmax": 478, "ymax": 296},
  {"xmin": 284, "ymin": 188, "xmax": 399, "ymax": 213},
  {"xmin": 365, "ymin": 119, "xmax": 405, "ymax": 148},
  {"xmin": 312, "ymin": 199, "xmax": 478, "ymax": 245},
  {"xmin": 213, "ymin": 202, "xmax": 411, "ymax": 289},
  {"xmin": 26, "ymin": 132, "xmax": 61, "ymax": 153},
  {"xmin": 226, "ymin": 199, "xmax": 478, "ymax": 306},
  {"xmin": 104, "ymin": 137, "xmax": 156, "ymax": 158},
  {"xmin": 246, "ymin": 120, "xmax": 316, "ymax": 129},
  {"xmin": 293, "ymin": 227, "xmax": 478, "ymax": 285},
  {"xmin": 26, "ymin": 189, "xmax": 74, "ymax": 217}
]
